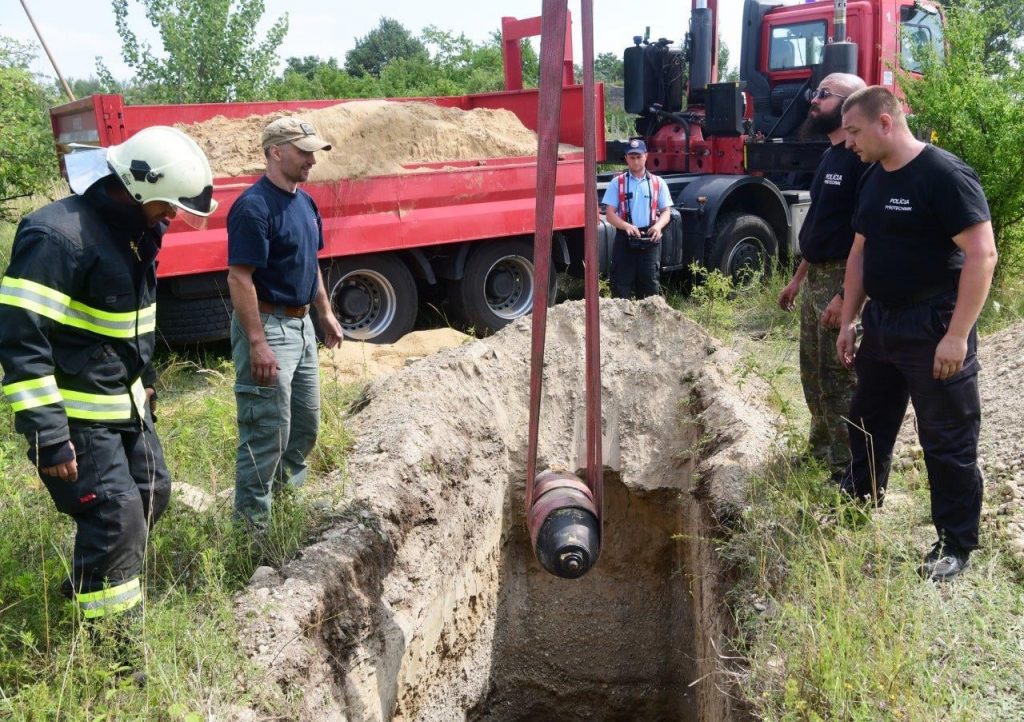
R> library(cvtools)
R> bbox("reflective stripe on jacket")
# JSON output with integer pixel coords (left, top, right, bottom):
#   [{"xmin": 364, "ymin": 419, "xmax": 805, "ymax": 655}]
[{"xmin": 0, "ymin": 191, "xmax": 163, "ymax": 447}]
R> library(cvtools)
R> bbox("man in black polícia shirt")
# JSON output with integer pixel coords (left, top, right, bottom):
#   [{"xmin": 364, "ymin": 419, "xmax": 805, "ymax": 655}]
[
  {"xmin": 837, "ymin": 86, "xmax": 996, "ymax": 581},
  {"xmin": 778, "ymin": 72, "xmax": 867, "ymax": 478}
]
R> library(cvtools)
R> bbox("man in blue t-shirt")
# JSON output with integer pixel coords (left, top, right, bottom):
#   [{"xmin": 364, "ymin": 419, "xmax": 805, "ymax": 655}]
[
  {"xmin": 837, "ymin": 87, "xmax": 997, "ymax": 581},
  {"xmin": 601, "ymin": 139, "xmax": 673, "ymax": 298},
  {"xmin": 227, "ymin": 116, "xmax": 343, "ymax": 527}
]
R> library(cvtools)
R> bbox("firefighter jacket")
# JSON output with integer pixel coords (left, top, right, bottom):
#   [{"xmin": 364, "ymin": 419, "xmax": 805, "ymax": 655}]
[{"xmin": 0, "ymin": 180, "xmax": 163, "ymax": 456}]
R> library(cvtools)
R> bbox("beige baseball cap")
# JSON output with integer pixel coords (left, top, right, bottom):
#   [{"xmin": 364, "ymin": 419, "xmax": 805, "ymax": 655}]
[{"xmin": 261, "ymin": 117, "xmax": 332, "ymax": 152}]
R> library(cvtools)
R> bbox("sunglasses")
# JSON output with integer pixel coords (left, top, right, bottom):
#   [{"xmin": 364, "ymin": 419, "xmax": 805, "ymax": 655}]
[{"xmin": 805, "ymin": 87, "xmax": 847, "ymax": 102}]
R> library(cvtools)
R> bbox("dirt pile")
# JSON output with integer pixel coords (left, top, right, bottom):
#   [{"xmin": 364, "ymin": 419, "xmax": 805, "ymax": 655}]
[
  {"xmin": 232, "ymin": 298, "xmax": 781, "ymax": 721},
  {"xmin": 320, "ymin": 328, "xmax": 469, "ymax": 385},
  {"xmin": 180, "ymin": 100, "xmax": 575, "ymax": 180}
]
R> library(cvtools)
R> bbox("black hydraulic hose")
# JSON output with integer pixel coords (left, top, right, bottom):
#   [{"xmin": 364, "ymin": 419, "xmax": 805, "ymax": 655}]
[{"xmin": 765, "ymin": 76, "xmax": 813, "ymax": 139}]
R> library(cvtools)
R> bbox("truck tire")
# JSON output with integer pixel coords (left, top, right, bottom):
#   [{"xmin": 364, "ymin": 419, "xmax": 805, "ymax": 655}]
[
  {"xmin": 325, "ymin": 254, "xmax": 417, "ymax": 343},
  {"xmin": 708, "ymin": 212, "xmax": 778, "ymax": 284},
  {"xmin": 448, "ymin": 239, "xmax": 554, "ymax": 335},
  {"xmin": 155, "ymin": 292, "xmax": 233, "ymax": 346}
]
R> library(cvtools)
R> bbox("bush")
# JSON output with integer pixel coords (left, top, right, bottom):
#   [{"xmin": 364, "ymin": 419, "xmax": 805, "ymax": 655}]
[{"xmin": 902, "ymin": 1, "xmax": 1024, "ymax": 282}]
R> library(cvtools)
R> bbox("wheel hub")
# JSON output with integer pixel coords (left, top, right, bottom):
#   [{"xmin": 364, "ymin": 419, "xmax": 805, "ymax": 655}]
[
  {"xmin": 330, "ymin": 269, "xmax": 397, "ymax": 339},
  {"xmin": 729, "ymin": 237, "xmax": 765, "ymax": 281},
  {"xmin": 338, "ymin": 285, "xmax": 372, "ymax": 318},
  {"xmin": 487, "ymin": 269, "xmax": 515, "ymax": 299},
  {"xmin": 484, "ymin": 256, "xmax": 532, "ymax": 318}
]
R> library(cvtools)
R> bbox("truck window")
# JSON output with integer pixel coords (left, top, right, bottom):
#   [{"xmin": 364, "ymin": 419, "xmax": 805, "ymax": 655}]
[
  {"xmin": 768, "ymin": 21, "xmax": 826, "ymax": 70},
  {"xmin": 900, "ymin": 6, "xmax": 944, "ymax": 73}
]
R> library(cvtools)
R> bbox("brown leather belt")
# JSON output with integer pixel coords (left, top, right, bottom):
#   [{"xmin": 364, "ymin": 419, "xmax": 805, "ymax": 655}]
[{"xmin": 257, "ymin": 300, "xmax": 309, "ymax": 318}]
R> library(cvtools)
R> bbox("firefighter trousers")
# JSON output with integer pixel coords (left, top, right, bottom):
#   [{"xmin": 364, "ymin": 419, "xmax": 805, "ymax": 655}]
[
  {"xmin": 844, "ymin": 291, "xmax": 983, "ymax": 550},
  {"xmin": 38, "ymin": 410, "xmax": 170, "ymax": 618}
]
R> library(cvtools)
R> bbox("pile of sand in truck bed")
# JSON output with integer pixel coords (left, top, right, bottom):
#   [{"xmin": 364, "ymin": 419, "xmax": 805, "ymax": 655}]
[{"xmin": 180, "ymin": 100, "xmax": 578, "ymax": 180}]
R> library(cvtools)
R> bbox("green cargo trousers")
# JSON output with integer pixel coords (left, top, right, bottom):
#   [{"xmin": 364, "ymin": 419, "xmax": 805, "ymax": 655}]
[
  {"xmin": 231, "ymin": 310, "xmax": 320, "ymax": 526},
  {"xmin": 800, "ymin": 260, "xmax": 857, "ymax": 473}
]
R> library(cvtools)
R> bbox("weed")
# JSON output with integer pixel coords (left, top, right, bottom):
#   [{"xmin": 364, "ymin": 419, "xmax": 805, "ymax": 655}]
[{"xmin": 725, "ymin": 455, "xmax": 1024, "ymax": 720}]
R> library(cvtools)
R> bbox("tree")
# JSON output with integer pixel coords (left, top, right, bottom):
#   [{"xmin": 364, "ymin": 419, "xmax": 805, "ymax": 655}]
[
  {"xmin": 345, "ymin": 18, "xmax": 428, "ymax": 78},
  {"xmin": 718, "ymin": 40, "xmax": 739, "ymax": 82},
  {"xmin": 284, "ymin": 55, "xmax": 339, "ymax": 80},
  {"xmin": 101, "ymin": 0, "xmax": 288, "ymax": 103},
  {"xmin": 594, "ymin": 52, "xmax": 624, "ymax": 84},
  {"xmin": 943, "ymin": 0, "xmax": 1024, "ymax": 68},
  {"xmin": 0, "ymin": 35, "xmax": 60, "ymax": 222},
  {"xmin": 901, "ymin": 1, "xmax": 1024, "ymax": 278}
]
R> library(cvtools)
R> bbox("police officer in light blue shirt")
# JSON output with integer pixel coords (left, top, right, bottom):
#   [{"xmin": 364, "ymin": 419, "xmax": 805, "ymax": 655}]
[{"xmin": 601, "ymin": 139, "xmax": 674, "ymax": 298}]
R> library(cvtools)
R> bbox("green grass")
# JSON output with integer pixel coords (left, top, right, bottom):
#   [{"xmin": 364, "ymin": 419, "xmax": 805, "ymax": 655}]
[
  {"xmin": 674, "ymin": 266, "xmax": 1024, "ymax": 721},
  {"xmin": 726, "ymin": 463, "xmax": 1024, "ymax": 721},
  {"xmin": 0, "ymin": 350, "xmax": 360, "ymax": 719}
]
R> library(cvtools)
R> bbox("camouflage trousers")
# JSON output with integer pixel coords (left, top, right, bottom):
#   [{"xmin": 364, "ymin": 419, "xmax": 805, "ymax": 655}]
[{"xmin": 800, "ymin": 259, "xmax": 857, "ymax": 471}]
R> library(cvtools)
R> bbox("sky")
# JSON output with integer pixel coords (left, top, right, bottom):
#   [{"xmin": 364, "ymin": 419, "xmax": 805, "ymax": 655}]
[{"xmin": 2, "ymin": 0, "xmax": 766, "ymax": 87}]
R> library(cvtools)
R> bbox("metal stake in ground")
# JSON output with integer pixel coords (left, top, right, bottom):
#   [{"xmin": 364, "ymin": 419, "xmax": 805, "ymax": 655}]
[{"xmin": 524, "ymin": 0, "xmax": 602, "ymax": 579}]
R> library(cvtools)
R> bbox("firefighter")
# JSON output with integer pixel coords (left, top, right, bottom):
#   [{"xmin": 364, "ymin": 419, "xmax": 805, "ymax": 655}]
[{"xmin": 0, "ymin": 127, "xmax": 217, "ymax": 626}]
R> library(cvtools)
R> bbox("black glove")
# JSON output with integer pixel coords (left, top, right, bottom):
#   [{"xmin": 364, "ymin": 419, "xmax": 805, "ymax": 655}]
[{"xmin": 27, "ymin": 439, "xmax": 75, "ymax": 468}]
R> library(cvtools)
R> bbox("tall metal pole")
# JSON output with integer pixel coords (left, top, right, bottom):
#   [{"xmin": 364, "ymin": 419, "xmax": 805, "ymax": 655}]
[{"xmin": 19, "ymin": 0, "xmax": 76, "ymax": 102}]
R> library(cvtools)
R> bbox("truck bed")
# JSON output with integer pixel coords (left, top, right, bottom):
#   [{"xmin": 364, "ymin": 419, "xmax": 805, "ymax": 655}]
[{"xmin": 49, "ymin": 88, "xmax": 604, "ymax": 278}]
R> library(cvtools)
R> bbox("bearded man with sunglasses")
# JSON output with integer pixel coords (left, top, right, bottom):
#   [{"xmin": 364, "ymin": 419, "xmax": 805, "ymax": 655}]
[{"xmin": 778, "ymin": 73, "xmax": 868, "ymax": 480}]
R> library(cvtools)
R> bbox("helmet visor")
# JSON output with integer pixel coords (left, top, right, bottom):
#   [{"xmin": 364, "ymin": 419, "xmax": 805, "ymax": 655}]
[{"xmin": 174, "ymin": 209, "xmax": 213, "ymax": 231}]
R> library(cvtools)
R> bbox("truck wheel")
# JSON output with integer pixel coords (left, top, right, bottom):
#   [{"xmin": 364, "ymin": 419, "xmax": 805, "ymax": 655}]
[
  {"xmin": 709, "ymin": 212, "xmax": 778, "ymax": 284},
  {"xmin": 325, "ymin": 254, "xmax": 417, "ymax": 343},
  {"xmin": 448, "ymin": 239, "xmax": 554, "ymax": 335},
  {"xmin": 155, "ymin": 293, "xmax": 232, "ymax": 346}
]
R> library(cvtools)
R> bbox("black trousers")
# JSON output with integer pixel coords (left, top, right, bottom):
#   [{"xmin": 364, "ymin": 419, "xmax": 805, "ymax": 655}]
[
  {"xmin": 39, "ymin": 412, "xmax": 170, "ymax": 595},
  {"xmin": 844, "ymin": 291, "xmax": 983, "ymax": 549},
  {"xmin": 610, "ymin": 230, "xmax": 660, "ymax": 299}
]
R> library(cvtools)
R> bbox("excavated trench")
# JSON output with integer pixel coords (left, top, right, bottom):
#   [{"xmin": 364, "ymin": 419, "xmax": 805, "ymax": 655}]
[
  {"xmin": 468, "ymin": 473, "xmax": 698, "ymax": 722},
  {"xmin": 234, "ymin": 299, "xmax": 778, "ymax": 721}
]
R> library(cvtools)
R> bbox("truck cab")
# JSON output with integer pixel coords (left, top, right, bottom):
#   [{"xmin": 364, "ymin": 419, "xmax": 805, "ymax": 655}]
[{"xmin": 615, "ymin": 0, "xmax": 943, "ymax": 281}]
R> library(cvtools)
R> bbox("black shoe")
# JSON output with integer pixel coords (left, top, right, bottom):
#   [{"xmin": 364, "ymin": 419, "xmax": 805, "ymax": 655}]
[{"xmin": 919, "ymin": 532, "xmax": 970, "ymax": 582}]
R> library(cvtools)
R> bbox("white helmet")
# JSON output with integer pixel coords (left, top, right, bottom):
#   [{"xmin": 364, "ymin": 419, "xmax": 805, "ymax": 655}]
[{"xmin": 107, "ymin": 126, "xmax": 218, "ymax": 217}]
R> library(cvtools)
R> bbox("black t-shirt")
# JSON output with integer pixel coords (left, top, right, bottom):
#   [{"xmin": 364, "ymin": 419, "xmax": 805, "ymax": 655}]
[
  {"xmin": 853, "ymin": 144, "xmax": 990, "ymax": 306},
  {"xmin": 799, "ymin": 142, "xmax": 867, "ymax": 263},
  {"xmin": 227, "ymin": 176, "xmax": 324, "ymax": 307}
]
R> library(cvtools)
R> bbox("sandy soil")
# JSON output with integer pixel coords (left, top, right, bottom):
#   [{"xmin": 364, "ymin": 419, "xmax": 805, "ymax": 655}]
[
  {"xmin": 180, "ymin": 100, "xmax": 579, "ymax": 180},
  {"xmin": 320, "ymin": 328, "xmax": 469, "ymax": 385},
  {"xmin": 227, "ymin": 295, "xmax": 1024, "ymax": 720},
  {"xmin": 969, "ymin": 322, "xmax": 1024, "ymax": 556}
]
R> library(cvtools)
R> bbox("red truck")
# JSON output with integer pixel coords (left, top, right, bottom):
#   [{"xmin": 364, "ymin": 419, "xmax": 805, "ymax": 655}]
[
  {"xmin": 48, "ymin": 15, "xmax": 607, "ymax": 344},
  {"xmin": 610, "ymin": 0, "xmax": 944, "ymax": 280},
  {"xmin": 48, "ymin": 1, "xmax": 941, "ymax": 344}
]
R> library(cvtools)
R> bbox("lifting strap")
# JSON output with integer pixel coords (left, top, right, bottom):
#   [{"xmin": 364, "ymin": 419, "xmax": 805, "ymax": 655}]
[{"xmin": 524, "ymin": 0, "xmax": 603, "ymax": 530}]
